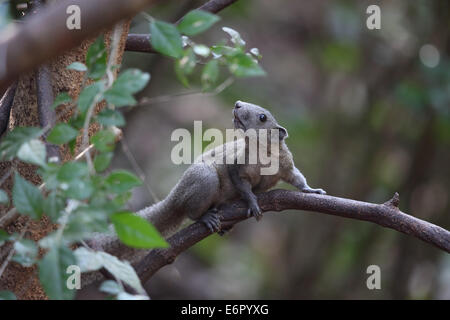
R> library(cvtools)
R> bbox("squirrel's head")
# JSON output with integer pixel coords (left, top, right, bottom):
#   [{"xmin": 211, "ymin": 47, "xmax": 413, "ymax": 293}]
[{"xmin": 233, "ymin": 101, "xmax": 288, "ymax": 140}]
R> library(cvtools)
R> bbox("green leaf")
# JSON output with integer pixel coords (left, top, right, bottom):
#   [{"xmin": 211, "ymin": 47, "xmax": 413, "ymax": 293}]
[
  {"xmin": 222, "ymin": 27, "xmax": 246, "ymax": 46},
  {"xmin": 111, "ymin": 212, "xmax": 168, "ymax": 249},
  {"xmin": 64, "ymin": 206, "xmax": 109, "ymax": 242},
  {"xmin": 57, "ymin": 162, "xmax": 93, "ymax": 200},
  {"xmin": 175, "ymin": 48, "xmax": 196, "ymax": 87},
  {"xmin": 94, "ymin": 152, "xmax": 113, "ymax": 172},
  {"xmin": 0, "ymin": 190, "xmax": 9, "ymax": 205},
  {"xmin": 85, "ymin": 36, "xmax": 107, "ymax": 80},
  {"xmin": 17, "ymin": 139, "xmax": 47, "ymax": 167},
  {"xmin": 0, "ymin": 2, "xmax": 12, "ymax": 30},
  {"xmin": 57, "ymin": 162, "xmax": 89, "ymax": 182},
  {"xmin": 12, "ymin": 239, "xmax": 38, "ymax": 267},
  {"xmin": 150, "ymin": 20, "xmax": 183, "ymax": 58},
  {"xmin": 43, "ymin": 192, "xmax": 65, "ymax": 223},
  {"xmin": 91, "ymin": 129, "xmax": 116, "ymax": 152},
  {"xmin": 0, "ymin": 229, "xmax": 10, "ymax": 246},
  {"xmin": 0, "ymin": 291, "xmax": 16, "ymax": 300},
  {"xmin": 97, "ymin": 109, "xmax": 126, "ymax": 127},
  {"xmin": 227, "ymin": 52, "xmax": 266, "ymax": 77},
  {"xmin": 51, "ymin": 92, "xmax": 72, "ymax": 109},
  {"xmin": 193, "ymin": 44, "xmax": 210, "ymax": 57},
  {"xmin": 67, "ymin": 62, "xmax": 87, "ymax": 72},
  {"xmin": 100, "ymin": 280, "xmax": 121, "ymax": 295},
  {"xmin": 105, "ymin": 170, "xmax": 142, "ymax": 194},
  {"xmin": 13, "ymin": 173, "xmax": 43, "ymax": 219},
  {"xmin": 104, "ymin": 69, "xmax": 150, "ymax": 107},
  {"xmin": 0, "ymin": 127, "xmax": 42, "ymax": 160},
  {"xmin": 38, "ymin": 245, "xmax": 76, "ymax": 300},
  {"xmin": 47, "ymin": 123, "xmax": 79, "ymax": 145},
  {"xmin": 201, "ymin": 60, "xmax": 219, "ymax": 90},
  {"xmin": 177, "ymin": 10, "xmax": 220, "ymax": 36},
  {"xmin": 74, "ymin": 247, "xmax": 146, "ymax": 295},
  {"xmin": 77, "ymin": 82, "xmax": 103, "ymax": 114}
]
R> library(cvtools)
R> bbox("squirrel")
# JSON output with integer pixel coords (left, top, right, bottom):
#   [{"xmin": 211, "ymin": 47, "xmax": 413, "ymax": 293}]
[{"xmin": 137, "ymin": 101, "xmax": 326, "ymax": 236}]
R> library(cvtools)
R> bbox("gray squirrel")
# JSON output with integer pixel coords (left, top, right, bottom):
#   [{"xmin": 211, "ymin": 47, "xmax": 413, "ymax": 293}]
[{"xmin": 138, "ymin": 101, "xmax": 326, "ymax": 236}]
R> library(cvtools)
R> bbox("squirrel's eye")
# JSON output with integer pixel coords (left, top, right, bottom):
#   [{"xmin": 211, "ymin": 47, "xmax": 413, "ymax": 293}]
[{"xmin": 259, "ymin": 114, "xmax": 267, "ymax": 122}]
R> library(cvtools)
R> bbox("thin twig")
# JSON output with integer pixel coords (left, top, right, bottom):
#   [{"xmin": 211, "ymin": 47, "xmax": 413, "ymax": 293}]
[
  {"xmin": 137, "ymin": 77, "xmax": 234, "ymax": 107},
  {"xmin": 0, "ymin": 221, "xmax": 28, "ymax": 280},
  {"xmin": 125, "ymin": 0, "xmax": 239, "ymax": 53},
  {"xmin": 120, "ymin": 134, "xmax": 158, "ymax": 203}
]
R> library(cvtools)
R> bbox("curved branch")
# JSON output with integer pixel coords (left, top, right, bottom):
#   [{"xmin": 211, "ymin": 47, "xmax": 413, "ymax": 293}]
[
  {"xmin": 0, "ymin": 0, "xmax": 159, "ymax": 92},
  {"xmin": 36, "ymin": 65, "xmax": 60, "ymax": 161},
  {"xmin": 134, "ymin": 190, "xmax": 450, "ymax": 283},
  {"xmin": 0, "ymin": 81, "xmax": 17, "ymax": 136},
  {"xmin": 125, "ymin": 0, "xmax": 239, "ymax": 53}
]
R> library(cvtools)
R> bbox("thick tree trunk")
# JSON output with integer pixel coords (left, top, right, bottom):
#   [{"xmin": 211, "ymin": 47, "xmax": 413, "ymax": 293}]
[{"xmin": 0, "ymin": 22, "xmax": 130, "ymax": 300}]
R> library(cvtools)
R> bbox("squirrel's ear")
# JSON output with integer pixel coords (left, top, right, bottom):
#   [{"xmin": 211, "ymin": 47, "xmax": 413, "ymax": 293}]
[{"xmin": 277, "ymin": 126, "xmax": 288, "ymax": 140}]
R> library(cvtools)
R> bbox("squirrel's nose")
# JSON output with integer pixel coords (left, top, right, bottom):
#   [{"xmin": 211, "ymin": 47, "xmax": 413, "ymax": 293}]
[{"xmin": 235, "ymin": 101, "xmax": 242, "ymax": 109}]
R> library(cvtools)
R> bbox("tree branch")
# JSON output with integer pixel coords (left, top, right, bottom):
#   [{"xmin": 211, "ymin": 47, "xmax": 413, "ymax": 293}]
[
  {"xmin": 36, "ymin": 65, "xmax": 60, "ymax": 161},
  {"xmin": 0, "ymin": 0, "xmax": 159, "ymax": 92},
  {"xmin": 133, "ymin": 190, "xmax": 450, "ymax": 284},
  {"xmin": 0, "ymin": 81, "xmax": 17, "ymax": 136},
  {"xmin": 125, "ymin": 0, "xmax": 239, "ymax": 53}
]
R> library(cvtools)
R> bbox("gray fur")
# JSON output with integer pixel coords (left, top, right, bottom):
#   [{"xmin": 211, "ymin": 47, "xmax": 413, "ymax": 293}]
[{"xmin": 140, "ymin": 101, "xmax": 326, "ymax": 236}]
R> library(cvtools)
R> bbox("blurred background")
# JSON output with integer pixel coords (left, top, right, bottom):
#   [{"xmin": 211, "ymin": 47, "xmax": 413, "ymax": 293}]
[{"xmin": 114, "ymin": 0, "xmax": 449, "ymax": 299}]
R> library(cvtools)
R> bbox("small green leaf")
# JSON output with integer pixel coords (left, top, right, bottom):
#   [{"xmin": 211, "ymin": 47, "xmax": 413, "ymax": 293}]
[
  {"xmin": 12, "ymin": 239, "xmax": 38, "ymax": 267},
  {"xmin": 175, "ymin": 48, "xmax": 196, "ymax": 87},
  {"xmin": 104, "ymin": 69, "xmax": 150, "ymax": 107},
  {"xmin": 64, "ymin": 206, "xmax": 109, "ymax": 242},
  {"xmin": 105, "ymin": 170, "xmax": 142, "ymax": 194},
  {"xmin": 17, "ymin": 139, "xmax": 47, "ymax": 167},
  {"xmin": 13, "ymin": 173, "xmax": 43, "ymax": 219},
  {"xmin": 111, "ymin": 212, "xmax": 168, "ymax": 249},
  {"xmin": 177, "ymin": 10, "xmax": 220, "ymax": 36},
  {"xmin": 74, "ymin": 247, "xmax": 146, "ymax": 295},
  {"xmin": 97, "ymin": 109, "xmax": 126, "ymax": 127},
  {"xmin": 0, "ymin": 229, "xmax": 10, "ymax": 246},
  {"xmin": 57, "ymin": 162, "xmax": 93, "ymax": 200},
  {"xmin": 0, "ymin": 127, "xmax": 42, "ymax": 160},
  {"xmin": 57, "ymin": 162, "xmax": 89, "ymax": 182},
  {"xmin": 38, "ymin": 245, "xmax": 76, "ymax": 300},
  {"xmin": 51, "ymin": 92, "xmax": 72, "ymax": 109},
  {"xmin": 193, "ymin": 44, "xmax": 210, "ymax": 57},
  {"xmin": 201, "ymin": 60, "xmax": 219, "ymax": 90},
  {"xmin": 0, "ymin": 190, "xmax": 9, "ymax": 205},
  {"xmin": 43, "ymin": 192, "xmax": 65, "ymax": 223},
  {"xmin": 227, "ymin": 52, "xmax": 266, "ymax": 77},
  {"xmin": 94, "ymin": 152, "xmax": 113, "ymax": 172},
  {"xmin": 47, "ymin": 124, "xmax": 79, "ymax": 145},
  {"xmin": 91, "ymin": 129, "xmax": 116, "ymax": 152},
  {"xmin": 150, "ymin": 20, "xmax": 183, "ymax": 58},
  {"xmin": 86, "ymin": 36, "xmax": 107, "ymax": 80},
  {"xmin": 77, "ymin": 82, "xmax": 103, "ymax": 114},
  {"xmin": 222, "ymin": 27, "xmax": 246, "ymax": 46},
  {"xmin": 67, "ymin": 62, "xmax": 87, "ymax": 72},
  {"xmin": 0, "ymin": 291, "xmax": 16, "ymax": 300}
]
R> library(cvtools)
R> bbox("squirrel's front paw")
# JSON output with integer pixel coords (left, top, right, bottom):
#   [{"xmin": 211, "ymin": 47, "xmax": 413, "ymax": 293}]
[
  {"xmin": 302, "ymin": 187, "xmax": 326, "ymax": 195},
  {"xmin": 200, "ymin": 209, "xmax": 221, "ymax": 233},
  {"xmin": 247, "ymin": 202, "xmax": 263, "ymax": 221}
]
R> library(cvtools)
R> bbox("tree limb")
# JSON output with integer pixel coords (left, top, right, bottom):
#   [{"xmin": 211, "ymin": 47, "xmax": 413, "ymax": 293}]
[
  {"xmin": 0, "ymin": 81, "xmax": 17, "ymax": 136},
  {"xmin": 133, "ymin": 190, "xmax": 450, "ymax": 284},
  {"xmin": 125, "ymin": 0, "xmax": 239, "ymax": 53},
  {"xmin": 0, "ymin": 0, "xmax": 159, "ymax": 92}
]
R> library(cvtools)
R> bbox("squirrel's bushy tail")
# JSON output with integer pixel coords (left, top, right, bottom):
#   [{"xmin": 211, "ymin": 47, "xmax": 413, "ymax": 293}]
[{"xmin": 137, "ymin": 191, "xmax": 186, "ymax": 238}]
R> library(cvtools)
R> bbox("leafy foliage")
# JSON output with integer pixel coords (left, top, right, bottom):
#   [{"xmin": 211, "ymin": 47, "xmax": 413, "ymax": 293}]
[
  {"xmin": 148, "ymin": 10, "xmax": 265, "ymax": 89},
  {"xmin": 0, "ymin": 14, "xmax": 264, "ymax": 299}
]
